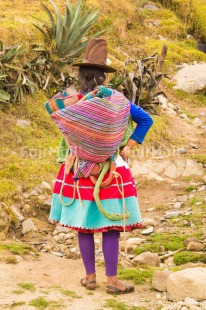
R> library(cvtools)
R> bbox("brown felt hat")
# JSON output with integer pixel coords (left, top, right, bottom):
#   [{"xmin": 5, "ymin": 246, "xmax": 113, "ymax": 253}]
[{"xmin": 72, "ymin": 38, "xmax": 116, "ymax": 73}]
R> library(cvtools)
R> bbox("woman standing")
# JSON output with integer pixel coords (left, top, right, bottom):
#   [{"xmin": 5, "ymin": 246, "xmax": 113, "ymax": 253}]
[{"xmin": 48, "ymin": 38, "xmax": 153, "ymax": 294}]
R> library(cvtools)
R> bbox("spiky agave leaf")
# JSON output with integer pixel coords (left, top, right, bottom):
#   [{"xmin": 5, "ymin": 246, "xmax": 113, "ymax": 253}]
[
  {"xmin": 1, "ymin": 45, "xmax": 25, "ymax": 64},
  {"xmin": 34, "ymin": 0, "xmax": 106, "ymax": 62},
  {"xmin": 0, "ymin": 89, "xmax": 10, "ymax": 103}
]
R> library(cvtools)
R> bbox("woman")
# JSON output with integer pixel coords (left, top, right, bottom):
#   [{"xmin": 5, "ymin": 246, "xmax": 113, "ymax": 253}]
[{"xmin": 48, "ymin": 38, "xmax": 153, "ymax": 294}]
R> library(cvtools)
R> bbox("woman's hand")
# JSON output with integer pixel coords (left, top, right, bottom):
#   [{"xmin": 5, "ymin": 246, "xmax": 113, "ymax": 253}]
[{"xmin": 120, "ymin": 145, "xmax": 131, "ymax": 161}]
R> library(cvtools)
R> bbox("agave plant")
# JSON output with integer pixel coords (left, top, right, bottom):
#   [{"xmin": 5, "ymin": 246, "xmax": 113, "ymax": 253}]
[
  {"xmin": 122, "ymin": 44, "xmax": 170, "ymax": 114},
  {"xmin": 0, "ymin": 41, "xmax": 38, "ymax": 103},
  {"xmin": 32, "ymin": 0, "xmax": 106, "ymax": 91}
]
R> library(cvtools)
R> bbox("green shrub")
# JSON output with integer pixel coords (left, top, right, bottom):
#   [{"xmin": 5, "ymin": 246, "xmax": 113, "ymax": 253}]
[{"xmin": 173, "ymin": 251, "xmax": 206, "ymax": 265}]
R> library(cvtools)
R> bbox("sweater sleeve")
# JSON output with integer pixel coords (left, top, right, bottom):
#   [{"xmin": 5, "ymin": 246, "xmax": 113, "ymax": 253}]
[{"xmin": 129, "ymin": 101, "xmax": 153, "ymax": 144}]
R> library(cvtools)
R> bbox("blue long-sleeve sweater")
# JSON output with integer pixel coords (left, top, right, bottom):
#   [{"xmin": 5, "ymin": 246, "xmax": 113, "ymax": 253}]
[{"xmin": 129, "ymin": 101, "xmax": 153, "ymax": 144}]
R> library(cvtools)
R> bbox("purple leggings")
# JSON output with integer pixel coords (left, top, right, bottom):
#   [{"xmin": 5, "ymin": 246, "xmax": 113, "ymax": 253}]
[{"xmin": 78, "ymin": 231, "xmax": 120, "ymax": 276}]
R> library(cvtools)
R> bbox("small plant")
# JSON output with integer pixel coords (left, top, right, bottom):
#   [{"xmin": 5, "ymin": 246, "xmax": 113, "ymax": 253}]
[
  {"xmin": 184, "ymin": 185, "xmax": 196, "ymax": 192},
  {"xmin": 135, "ymin": 232, "xmax": 187, "ymax": 255},
  {"xmin": 4, "ymin": 255, "xmax": 18, "ymax": 264},
  {"xmin": 118, "ymin": 267, "xmax": 153, "ymax": 285},
  {"xmin": 104, "ymin": 298, "xmax": 147, "ymax": 310},
  {"xmin": 12, "ymin": 290, "xmax": 24, "ymax": 295},
  {"xmin": 32, "ymin": 0, "xmax": 106, "ymax": 91},
  {"xmin": 122, "ymin": 44, "xmax": 170, "ymax": 113},
  {"xmin": 173, "ymin": 251, "xmax": 206, "ymax": 265},
  {"xmin": 10, "ymin": 301, "xmax": 26, "ymax": 307},
  {"xmin": 0, "ymin": 242, "xmax": 35, "ymax": 255},
  {"xmin": 18, "ymin": 282, "xmax": 36, "ymax": 292},
  {"xmin": 29, "ymin": 297, "xmax": 49, "ymax": 309},
  {"xmin": 0, "ymin": 41, "xmax": 39, "ymax": 103},
  {"xmin": 60, "ymin": 289, "xmax": 81, "ymax": 298}
]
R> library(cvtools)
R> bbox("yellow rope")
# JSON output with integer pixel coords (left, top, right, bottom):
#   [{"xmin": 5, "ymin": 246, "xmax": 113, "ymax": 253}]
[
  {"xmin": 112, "ymin": 171, "xmax": 128, "ymax": 254},
  {"xmin": 59, "ymin": 166, "xmax": 76, "ymax": 207}
]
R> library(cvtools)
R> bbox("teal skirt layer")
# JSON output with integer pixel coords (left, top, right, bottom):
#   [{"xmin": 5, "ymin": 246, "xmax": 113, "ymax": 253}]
[
  {"xmin": 50, "ymin": 194, "xmax": 142, "ymax": 232},
  {"xmin": 49, "ymin": 158, "xmax": 142, "ymax": 232}
]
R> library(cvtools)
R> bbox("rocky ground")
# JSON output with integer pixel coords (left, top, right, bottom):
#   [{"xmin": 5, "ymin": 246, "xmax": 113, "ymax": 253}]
[{"xmin": 0, "ymin": 83, "xmax": 206, "ymax": 309}]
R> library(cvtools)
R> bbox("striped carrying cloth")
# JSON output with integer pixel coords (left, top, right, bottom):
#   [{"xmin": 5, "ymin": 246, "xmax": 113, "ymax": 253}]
[{"xmin": 50, "ymin": 89, "xmax": 130, "ymax": 178}]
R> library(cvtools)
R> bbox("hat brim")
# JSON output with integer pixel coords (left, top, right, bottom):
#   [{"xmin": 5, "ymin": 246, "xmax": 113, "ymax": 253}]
[{"xmin": 72, "ymin": 62, "xmax": 116, "ymax": 73}]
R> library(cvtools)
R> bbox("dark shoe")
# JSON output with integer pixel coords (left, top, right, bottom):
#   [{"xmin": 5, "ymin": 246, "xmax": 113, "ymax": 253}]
[
  {"xmin": 106, "ymin": 284, "xmax": 134, "ymax": 295},
  {"xmin": 80, "ymin": 278, "xmax": 96, "ymax": 290}
]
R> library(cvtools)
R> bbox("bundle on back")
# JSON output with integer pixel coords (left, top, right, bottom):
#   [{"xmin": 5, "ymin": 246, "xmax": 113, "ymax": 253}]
[{"xmin": 47, "ymin": 88, "xmax": 130, "ymax": 178}]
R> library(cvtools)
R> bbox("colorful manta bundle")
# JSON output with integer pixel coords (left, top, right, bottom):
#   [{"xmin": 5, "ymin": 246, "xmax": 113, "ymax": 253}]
[{"xmin": 49, "ymin": 88, "xmax": 131, "ymax": 178}]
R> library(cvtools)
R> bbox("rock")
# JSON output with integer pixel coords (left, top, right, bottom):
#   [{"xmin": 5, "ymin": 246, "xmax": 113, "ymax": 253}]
[
  {"xmin": 29, "ymin": 190, "xmax": 38, "ymax": 196},
  {"xmin": 22, "ymin": 204, "xmax": 31, "ymax": 214},
  {"xmin": 53, "ymin": 225, "xmax": 71, "ymax": 235},
  {"xmin": 193, "ymin": 118, "xmax": 203, "ymax": 127},
  {"xmin": 23, "ymin": 193, "xmax": 30, "ymax": 199},
  {"xmin": 43, "ymin": 245, "xmax": 53, "ymax": 252},
  {"xmin": 51, "ymin": 252, "xmax": 63, "ymax": 257},
  {"xmin": 130, "ymin": 161, "xmax": 150, "ymax": 176},
  {"xmin": 132, "ymin": 251, "xmax": 160, "ymax": 267},
  {"xmin": 126, "ymin": 238, "xmax": 144, "ymax": 246},
  {"xmin": 203, "ymin": 175, "xmax": 206, "ymax": 184},
  {"xmin": 165, "ymin": 211, "xmax": 183, "ymax": 219},
  {"xmin": 197, "ymin": 185, "xmax": 206, "ymax": 191},
  {"xmin": 173, "ymin": 202, "xmax": 182, "ymax": 209},
  {"xmin": 10, "ymin": 204, "xmax": 24, "ymax": 221},
  {"xmin": 147, "ymin": 172, "xmax": 164, "ymax": 182},
  {"xmin": 155, "ymin": 293, "xmax": 161, "ymax": 300},
  {"xmin": 202, "ymin": 300, "xmax": 206, "ymax": 310},
  {"xmin": 22, "ymin": 219, "xmax": 38, "ymax": 234},
  {"xmin": 40, "ymin": 181, "xmax": 52, "ymax": 191},
  {"xmin": 16, "ymin": 119, "xmax": 31, "ymax": 128},
  {"xmin": 167, "ymin": 267, "xmax": 206, "ymax": 301},
  {"xmin": 195, "ymin": 202, "xmax": 202, "ymax": 206},
  {"xmin": 65, "ymin": 239, "xmax": 72, "ymax": 245},
  {"xmin": 142, "ymin": 226, "xmax": 154, "ymax": 235},
  {"xmin": 152, "ymin": 269, "xmax": 173, "ymax": 292},
  {"xmin": 43, "ymin": 198, "xmax": 52, "ymax": 207},
  {"xmin": 64, "ymin": 232, "xmax": 76, "ymax": 240},
  {"xmin": 143, "ymin": 4, "xmax": 159, "ymax": 10},
  {"xmin": 190, "ymin": 143, "xmax": 199, "ymax": 149},
  {"xmin": 184, "ymin": 297, "xmax": 199, "ymax": 307},
  {"xmin": 183, "ymin": 159, "xmax": 205, "ymax": 177},
  {"xmin": 180, "ymin": 113, "xmax": 190, "ymax": 121},
  {"xmin": 142, "ymin": 218, "xmax": 158, "ymax": 227},
  {"xmin": 187, "ymin": 241, "xmax": 204, "ymax": 251},
  {"xmin": 173, "ymin": 63, "xmax": 206, "ymax": 93},
  {"xmin": 177, "ymin": 148, "xmax": 187, "ymax": 154},
  {"xmin": 157, "ymin": 94, "xmax": 168, "ymax": 109},
  {"xmin": 157, "ymin": 34, "xmax": 167, "ymax": 41},
  {"xmin": 177, "ymin": 195, "xmax": 188, "ymax": 203}
]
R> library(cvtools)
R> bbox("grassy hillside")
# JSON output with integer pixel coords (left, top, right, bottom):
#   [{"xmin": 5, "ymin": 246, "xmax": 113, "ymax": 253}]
[{"xmin": 0, "ymin": 0, "xmax": 206, "ymax": 203}]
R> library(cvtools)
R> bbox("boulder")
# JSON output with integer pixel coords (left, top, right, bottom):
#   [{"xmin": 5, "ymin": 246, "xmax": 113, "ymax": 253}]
[
  {"xmin": 22, "ymin": 218, "xmax": 38, "ymax": 234},
  {"xmin": 167, "ymin": 267, "xmax": 206, "ymax": 301},
  {"xmin": 16, "ymin": 119, "xmax": 31, "ymax": 128},
  {"xmin": 126, "ymin": 237, "xmax": 144, "ymax": 246},
  {"xmin": 173, "ymin": 63, "xmax": 206, "ymax": 93},
  {"xmin": 141, "ymin": 226, "xmax": 154, "ymax": 235},
  {"xmin": 132, "ymin": 251, "xmax": 160, "ymax": 267},
  {"xmin": 182, "ymin": 159, "xmax": 204, "ymax": 177},
  {"xmin": 186, "ymin": 241, "xmax": 205, "ymax": 251},
  {"xmin": 152, "ymin": 269, "xmax": 173, "ymax": 292}
]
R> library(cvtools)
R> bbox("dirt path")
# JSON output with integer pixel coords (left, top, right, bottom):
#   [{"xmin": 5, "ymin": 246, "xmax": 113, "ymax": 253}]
[
  {"xmin": 1, "ymin": 100, "xmax": 205, "ymax": 310},
  {"xmin": 0, "ymin": 253, "xmax": 157, "ymax": 310}
]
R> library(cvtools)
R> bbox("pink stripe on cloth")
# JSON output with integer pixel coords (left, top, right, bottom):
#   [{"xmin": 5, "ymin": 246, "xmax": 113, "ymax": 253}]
[{"xmin": 51, "ymin": 89, "xmax": 130, "ymax": 177}]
